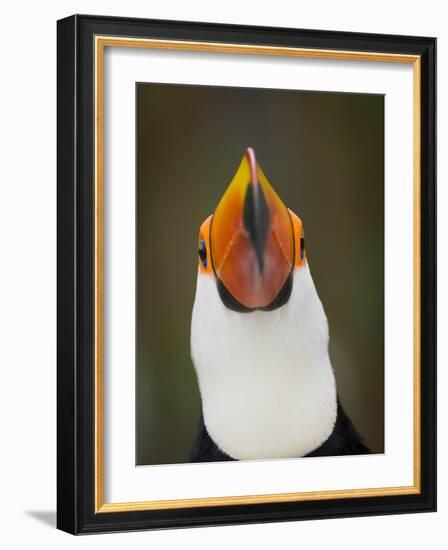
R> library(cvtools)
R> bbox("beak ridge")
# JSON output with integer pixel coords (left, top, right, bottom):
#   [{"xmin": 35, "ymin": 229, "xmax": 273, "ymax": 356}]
[{"xmin": 243, "ymin": 179, "xmax": 271, "ymax": 273}]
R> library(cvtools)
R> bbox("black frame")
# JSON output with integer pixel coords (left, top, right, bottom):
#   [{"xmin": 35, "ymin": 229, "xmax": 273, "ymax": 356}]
[{"xmin": 57, "ymin": 14, "xmax": 436, "ymax": 534}]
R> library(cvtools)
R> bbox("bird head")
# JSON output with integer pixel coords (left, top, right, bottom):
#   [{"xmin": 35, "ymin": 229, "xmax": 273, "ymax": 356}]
[
  {"xmin": 196, "ymin": 147, "xmax": 306, "ymax": 312},
  {"xmin": 191, "ymin": 149, "xmax": 335, "ymax": 460}
]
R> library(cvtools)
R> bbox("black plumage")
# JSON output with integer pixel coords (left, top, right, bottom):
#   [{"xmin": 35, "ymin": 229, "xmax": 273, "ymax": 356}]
[{"xmin": 189, "ymin": 399, "xmax": 369, "ymax": 463}]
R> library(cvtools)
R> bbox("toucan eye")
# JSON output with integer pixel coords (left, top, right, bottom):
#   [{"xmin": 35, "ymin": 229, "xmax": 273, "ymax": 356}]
[
  {"xmin": 300, "ymin": 234, "xmax": 305, "ymax": 261},
  {"xmin": 198, "ymin": 239, "xmax": 207, "ymax": 268}
]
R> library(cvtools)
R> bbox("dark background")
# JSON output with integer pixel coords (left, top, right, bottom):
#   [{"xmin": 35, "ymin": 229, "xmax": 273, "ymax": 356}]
[{"xmin": 136, "ymin": 83, "xmax": 384, "ymax": 465}]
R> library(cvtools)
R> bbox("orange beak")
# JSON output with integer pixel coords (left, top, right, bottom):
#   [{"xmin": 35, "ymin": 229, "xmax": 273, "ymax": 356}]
[{"xmin": 210, "ymin": 148, "xmax": 294, "ymax": 310}]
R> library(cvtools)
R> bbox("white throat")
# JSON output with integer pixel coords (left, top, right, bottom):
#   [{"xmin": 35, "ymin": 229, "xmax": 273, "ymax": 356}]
[{"xmin": 191, "ymin": 266, "xmax": 337, "ymax": 460}]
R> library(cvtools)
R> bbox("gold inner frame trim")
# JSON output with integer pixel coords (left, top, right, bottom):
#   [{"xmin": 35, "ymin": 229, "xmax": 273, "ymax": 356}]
[{"xmin": 94, "ymin": 35, "xmax": 421, "ymax": 513}]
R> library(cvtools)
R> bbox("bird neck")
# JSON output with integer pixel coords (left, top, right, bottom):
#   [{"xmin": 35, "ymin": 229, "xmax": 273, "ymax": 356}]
[{"xmin": 191, "ymin": 266, "xmax": 337, "ymax": 460}]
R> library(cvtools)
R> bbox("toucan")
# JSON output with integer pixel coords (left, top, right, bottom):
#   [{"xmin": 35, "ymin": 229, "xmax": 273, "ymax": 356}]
[{"xmin": 190, "ymin": 147, "xmax": 369, "ymax": 462}]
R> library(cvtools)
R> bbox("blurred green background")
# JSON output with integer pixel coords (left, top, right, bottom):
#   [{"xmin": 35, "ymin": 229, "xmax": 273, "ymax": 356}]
[{"xmin": 136, "ymin": 83, "xmax": 384, "ymax": 465}]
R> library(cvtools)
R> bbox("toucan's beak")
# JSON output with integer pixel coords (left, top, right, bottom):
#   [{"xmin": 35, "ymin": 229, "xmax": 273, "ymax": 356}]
[{"xmin": 210, "ymin": 148, "xmax": 294, "ymax": 309}]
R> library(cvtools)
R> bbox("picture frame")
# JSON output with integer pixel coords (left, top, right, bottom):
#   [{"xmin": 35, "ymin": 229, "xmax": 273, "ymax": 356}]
[{"xmin": 57, "ymin": 14, "xmax": 436, "ymax": 534}]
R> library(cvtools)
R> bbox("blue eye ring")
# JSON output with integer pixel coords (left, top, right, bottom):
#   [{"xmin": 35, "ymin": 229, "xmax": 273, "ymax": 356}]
[
  {"xmin": 300, "ymin": 233, "xmax": 305, "ymax": 261},
  {"xmin": 198, "ymin": 239, "xmax": 207, "ymax": 268}
]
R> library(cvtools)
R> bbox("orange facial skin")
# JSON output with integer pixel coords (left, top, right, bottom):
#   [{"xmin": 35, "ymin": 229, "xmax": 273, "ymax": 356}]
[
  {"xmin": 197, "ymin": 215, "xmax": 213, "ymax": 275},
  {"xmin": 288, "ymin": 208, "xmax": 307, "ymax": 270},
  {"xmin": 197, "ymin": 148, "xmax": 306, "ymax": 309}
]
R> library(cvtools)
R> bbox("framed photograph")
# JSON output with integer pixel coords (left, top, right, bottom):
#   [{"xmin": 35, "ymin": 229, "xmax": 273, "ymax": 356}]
[{"xmin": 57, "ymin": 14, "xmax": 436, "ymax": 534}]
